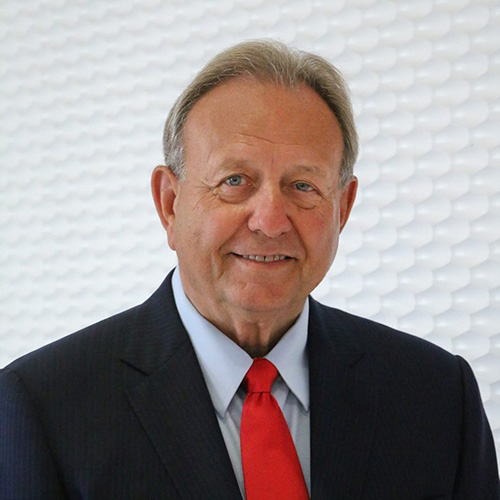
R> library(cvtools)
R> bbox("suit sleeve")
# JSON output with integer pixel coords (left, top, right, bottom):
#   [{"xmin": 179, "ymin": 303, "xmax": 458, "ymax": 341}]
[
  {"xmin": 453, "ymin": 356, "xmax": 500, "ymax": 499},
  {"xmin": 0, "ymin": 368, "xmax": 67, "ymax": 499}
]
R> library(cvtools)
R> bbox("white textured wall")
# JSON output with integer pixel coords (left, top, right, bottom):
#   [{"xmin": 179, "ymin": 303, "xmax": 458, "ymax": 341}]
[{"xmin": 1, "ymin": 0, "xmax": 499, "ymax": 461}]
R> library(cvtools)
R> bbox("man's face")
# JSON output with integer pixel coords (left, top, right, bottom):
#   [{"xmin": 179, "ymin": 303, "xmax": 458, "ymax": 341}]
[{"xmin": 155, "ymin": 78, "xmax": 357, "ymax": 326}]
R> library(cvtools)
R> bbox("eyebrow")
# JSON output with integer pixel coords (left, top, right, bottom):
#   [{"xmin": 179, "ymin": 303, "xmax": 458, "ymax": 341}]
[
  {"xmin": 214, "ymin": 158, "xmax": 328, "ymax": 177},
  {"xmin": 214, "ymin": 158, "xmax": 252, "ymax": 172},
  {"xmin": 292, "ymin": 164, "xmax": 326, "ymax": 176}
]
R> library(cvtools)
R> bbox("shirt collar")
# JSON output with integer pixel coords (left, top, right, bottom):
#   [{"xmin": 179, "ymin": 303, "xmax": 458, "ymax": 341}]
[{"xmin": 171, "ymin": 268, "xmax": 309, "ymax": 417}]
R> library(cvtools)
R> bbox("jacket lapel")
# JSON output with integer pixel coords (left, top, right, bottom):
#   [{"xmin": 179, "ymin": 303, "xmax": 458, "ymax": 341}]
[
  {"xmin": 119, "ymin": 274, "xmax": 379, "ymax": 499},
  {"xmin": 308, "ymin": 297, "xmax": 379, "ymax": 499},
  {"xmin": 121, "ymin": 273, "xmax": 242, "ymax": 500}
]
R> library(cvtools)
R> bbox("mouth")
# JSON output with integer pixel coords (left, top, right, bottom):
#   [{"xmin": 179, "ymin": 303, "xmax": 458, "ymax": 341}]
[{"xmin": 235, "ymin": 254, "xmax": 291, "ymax": 263}]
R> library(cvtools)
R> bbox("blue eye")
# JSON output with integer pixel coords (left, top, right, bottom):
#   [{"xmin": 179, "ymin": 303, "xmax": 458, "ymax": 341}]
[
  {"xmin": 295, "ymin": 182, "xmax": 313, "ymax": 192},
  {"xmin": 225, "ymin": 175, "xmax": 244, "ymax": 186}
]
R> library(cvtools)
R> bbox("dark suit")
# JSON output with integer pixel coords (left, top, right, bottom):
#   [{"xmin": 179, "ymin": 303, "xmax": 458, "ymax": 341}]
[{"xmin": 1, "ymin": 272, "xmax": 499, "ymax": 499}]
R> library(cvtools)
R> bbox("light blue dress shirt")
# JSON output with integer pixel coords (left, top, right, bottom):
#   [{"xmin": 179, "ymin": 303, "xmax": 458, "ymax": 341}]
[{"xmin": 171, "ymin": 268, "xmax": 311, "ymax": 498}]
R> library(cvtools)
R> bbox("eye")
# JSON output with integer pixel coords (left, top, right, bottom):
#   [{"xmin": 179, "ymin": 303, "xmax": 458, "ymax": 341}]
[
  {"xmin": 288, "ymin": 180, "xmax": 323, "ymax": 209},
  {"xmin": 215, "ymin": 174, "xmax": 253, "ymax": 204},
  {"xmin": 295, "ymin": 182, "xmax": 314, "ymax": 192},
  {"xmin": 225, "ymin": 175, "xmax": 244, "ymax": 186}
]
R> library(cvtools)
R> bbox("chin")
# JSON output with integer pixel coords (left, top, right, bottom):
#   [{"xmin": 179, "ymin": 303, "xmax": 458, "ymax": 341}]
[{"xmin": 228, "ymin": 287, "xmax": 304, "ymax": 315}]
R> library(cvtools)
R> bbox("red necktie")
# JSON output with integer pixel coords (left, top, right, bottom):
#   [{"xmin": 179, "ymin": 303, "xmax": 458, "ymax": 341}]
[{"xmin": 240, "ymin": 358, "xmax": 309, "ymax": 500}]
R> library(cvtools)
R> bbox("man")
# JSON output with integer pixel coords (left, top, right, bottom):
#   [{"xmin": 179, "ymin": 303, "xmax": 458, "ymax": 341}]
[{"xmin": 0, "ymin": 40, "xmax": 498, "ymax": 499}]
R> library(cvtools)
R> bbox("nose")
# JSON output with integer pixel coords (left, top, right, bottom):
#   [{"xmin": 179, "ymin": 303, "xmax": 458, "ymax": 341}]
[{"xmin": 247, "ymin": 186, "xmax": 293, "ymax": 238}]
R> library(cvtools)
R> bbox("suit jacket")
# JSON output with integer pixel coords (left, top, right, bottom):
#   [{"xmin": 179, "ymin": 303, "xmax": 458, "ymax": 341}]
[{"xmin": 1, "ymin": 272, "xmax": 499, "ymax": 499}]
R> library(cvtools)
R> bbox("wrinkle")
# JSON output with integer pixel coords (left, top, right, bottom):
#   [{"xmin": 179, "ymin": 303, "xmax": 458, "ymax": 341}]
[{"xmin": 235, "ymin": 130, "xmax": 316, "ymax": 147}]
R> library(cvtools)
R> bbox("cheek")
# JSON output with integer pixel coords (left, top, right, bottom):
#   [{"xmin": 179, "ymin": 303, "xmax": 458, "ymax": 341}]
[
  {"xmin": 177, "ymin": 204, "xmax": 242, "ymax": 257},
  {"xmin": 206, "ymin": 201, "xmax": 249, "ymax": 234},
  {"xmin": 302, "ymin": 209, "xmax": 339, "ymax": 258}
]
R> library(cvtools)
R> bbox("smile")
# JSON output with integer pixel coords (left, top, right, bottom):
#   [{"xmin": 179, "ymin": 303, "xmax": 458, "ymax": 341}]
[{"xmin": 239, "ymin": 254, "xmax": 289, "ymax": 262}]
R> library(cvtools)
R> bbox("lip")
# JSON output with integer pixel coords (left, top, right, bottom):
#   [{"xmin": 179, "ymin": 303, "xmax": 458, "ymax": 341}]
[{"xmin": 232, "ymin": 253, "xmax": 293, "ymax": 263}]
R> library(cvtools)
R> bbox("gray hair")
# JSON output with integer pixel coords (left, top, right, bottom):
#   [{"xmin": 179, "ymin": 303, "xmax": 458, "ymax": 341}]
[{"xmin": 163, "ymin": 39, "xmax": 358, "ymax": 186}]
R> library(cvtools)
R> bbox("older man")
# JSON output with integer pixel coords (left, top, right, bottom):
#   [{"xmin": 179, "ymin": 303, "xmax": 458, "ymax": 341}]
[{"xmin": 1, "ymin": 40, "xmax": 498, "ymax": 499}]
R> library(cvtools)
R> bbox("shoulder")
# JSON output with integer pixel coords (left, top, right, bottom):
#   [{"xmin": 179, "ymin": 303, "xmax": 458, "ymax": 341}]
[
  {"xmin": 2, "ymin": 304, "xmax": 140, "ymax": 389},
  {"xmin": 3, "ymin": 273, "xmax": 177, "ymax": 381},
  {"xmin": 308, "ymin": 297, "xmax": 477, "ymax": 437},
  {"xmin": 308, "ymin": 296, "xmax": 461, "ymax": 378}
]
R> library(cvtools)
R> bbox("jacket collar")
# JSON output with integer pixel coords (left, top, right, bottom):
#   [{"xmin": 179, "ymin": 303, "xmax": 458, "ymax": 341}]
[
  {"xmin": 308, "ymin": 296, "xmax": 379, "ymax": 499},
  {"xmin": 120, "ymin": 274, "xmax": 379, "ymax": 499},
  {"xmin": 121, "ymin": 272, "xmax": 242, "ymax": 499}
]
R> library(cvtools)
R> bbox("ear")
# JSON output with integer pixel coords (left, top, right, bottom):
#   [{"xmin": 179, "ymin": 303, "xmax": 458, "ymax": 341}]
[
  {"xmin": 339, "ymin": 176, "xmax": 358, "ymax": 232},
  {"xmin": 151, "ymin": 165, "xmax": 179, "ymax": 250}
]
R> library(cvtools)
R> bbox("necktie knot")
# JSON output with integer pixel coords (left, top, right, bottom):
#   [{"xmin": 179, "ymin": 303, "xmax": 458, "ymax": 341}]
[{"xmin": 244, "ymin": 358, "xmax": 278, "ymax": 394}]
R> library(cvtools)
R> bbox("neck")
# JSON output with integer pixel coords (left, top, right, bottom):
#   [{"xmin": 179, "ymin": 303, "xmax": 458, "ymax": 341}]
[
  {"xmin": 188, "ymin": 295, "xmax": 304, "ymax": 357},
  {"xmin": 212, "ymin": 313, "xmax": 300, "ymax": 358},
  {"xmin": 175, "ymin": 268, "xmax": 306, "ymax": 357}
]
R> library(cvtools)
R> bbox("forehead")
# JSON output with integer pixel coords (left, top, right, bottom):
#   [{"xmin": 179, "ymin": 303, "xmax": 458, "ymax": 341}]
[{"xmin": 182, "ymin": 77, "xmax": 344, "ymax": 171}]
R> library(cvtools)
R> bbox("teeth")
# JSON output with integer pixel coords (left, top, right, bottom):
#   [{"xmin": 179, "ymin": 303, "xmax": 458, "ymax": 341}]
[{"xmin": 241, "ymin": 254, "xmax": 288, "ymax": 262}]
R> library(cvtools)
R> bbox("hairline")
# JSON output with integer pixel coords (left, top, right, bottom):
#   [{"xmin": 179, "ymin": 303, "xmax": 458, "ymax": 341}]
[{"xmin": 163, "ymin": 41, "xmax": 358, "ymax": 187}]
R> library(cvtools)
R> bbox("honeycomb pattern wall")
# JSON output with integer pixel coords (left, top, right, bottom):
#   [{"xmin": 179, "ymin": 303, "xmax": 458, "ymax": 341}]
[{"xmin": 1, "ymin": 0, "xmax": 499, "ymax": 461}]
